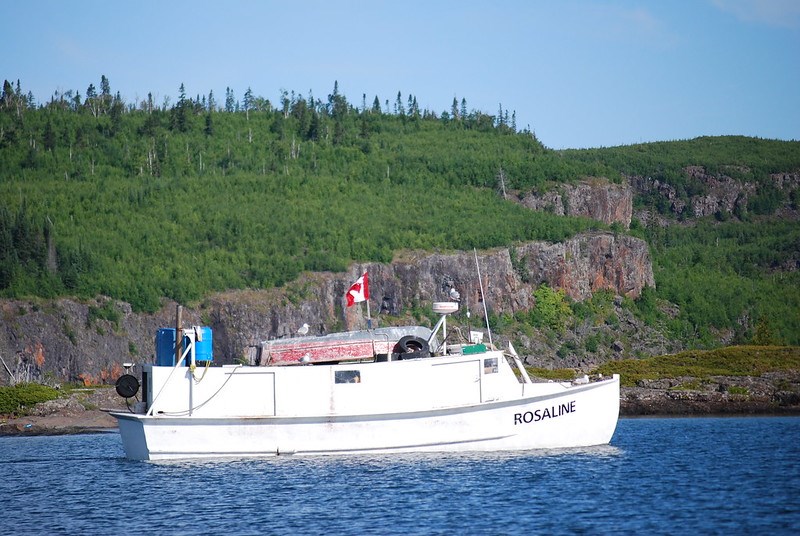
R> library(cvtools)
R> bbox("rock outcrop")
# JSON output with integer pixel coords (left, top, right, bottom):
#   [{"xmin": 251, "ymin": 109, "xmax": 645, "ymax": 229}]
[
  {"xmin": 629, "ymin": 167, "xmax": 799, "ymax": 220},
  {"xmin": 684, "ymin": 166, "xmax": 756, "ymax": 217},
  {"xmin": 519, "ymin": 178, "xmax": 633, "ymax": 228},
  {"xmin": 200, "ymin": 232, "xmax": 654, "ymax": 363},
  {"xmin": 620, "ymin": 370, "xmax": 800, "ymax": 416},
  {"xmin": 0, "ymin": 232, "xmax": 654, "ymax": 384},
  {"xmin": 0, "ymin": 298, "xmax": 202, "ymax": 386}
]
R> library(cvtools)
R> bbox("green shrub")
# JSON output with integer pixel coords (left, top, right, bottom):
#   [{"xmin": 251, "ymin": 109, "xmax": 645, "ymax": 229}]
[
  {"xmin": 0, "ymin": 383, "xmax": 61, "ymax": 415},
  {"xmin": 526, "ymin": 367, "xmax": 577, "ymax": 381},
  {"xmin": 87, "ymin": 300, "xmax": 121, "ymax": 329},
  {"xmin": 531, "ymin": 284, "xmax": 573, "ymax": 332},
  {"xmin": 593, "ymin": 346, "xmax": 800, "ymax": 387}
]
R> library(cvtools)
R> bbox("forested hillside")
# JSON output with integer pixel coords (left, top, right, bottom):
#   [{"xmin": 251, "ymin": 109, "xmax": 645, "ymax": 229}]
[{"xmin": 1, "ymin": 77, "xmax": 798, "ymax": 348}]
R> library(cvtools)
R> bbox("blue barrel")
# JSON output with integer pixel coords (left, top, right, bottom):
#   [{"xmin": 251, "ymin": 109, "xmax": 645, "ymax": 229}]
[
  {"xmin": 155, "ymin": 328, "xmax": 178, "ymax": 366},
  {"xmin": 194, "ymin": 326, "xmax": 213, "ymax": 362},
  {"xmin": 155, "ymin": 327, "xmax": 213, "ymax": 365}
]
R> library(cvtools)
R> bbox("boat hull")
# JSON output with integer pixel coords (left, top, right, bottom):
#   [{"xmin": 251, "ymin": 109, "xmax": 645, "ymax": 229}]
[{"xmin": 113, "ymin": 375, "xmax": 619, "ymax": 460}]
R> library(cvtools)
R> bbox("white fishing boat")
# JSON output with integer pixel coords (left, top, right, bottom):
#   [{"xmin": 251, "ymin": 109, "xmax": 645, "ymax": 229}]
[{"xmin": 112, "ymin": 301, "xmax": 620, "ymax": 461}]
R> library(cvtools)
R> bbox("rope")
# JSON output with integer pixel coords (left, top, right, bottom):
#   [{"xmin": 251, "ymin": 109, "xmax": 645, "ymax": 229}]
[
  {"xmin": 154, "ymin": 365, "xmax": 242, "ymax": 417},
  {"xmin": 189, "ymin": 359, "xmax": 211, "ymax": 383}
]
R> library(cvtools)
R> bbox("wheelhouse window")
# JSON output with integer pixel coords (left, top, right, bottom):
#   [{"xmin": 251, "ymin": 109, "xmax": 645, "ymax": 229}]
[
  {"xmin": 483, "ymin": 358, "xmax": 498, "ymax": 374},
  {"xmin": 335, "ymin": 370, "xmax": 361, "ymax": 384}
]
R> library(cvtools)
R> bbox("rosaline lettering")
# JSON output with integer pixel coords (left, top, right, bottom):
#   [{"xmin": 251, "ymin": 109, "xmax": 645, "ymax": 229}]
[{"xmin": 514, "ymin": 400, "xmax": 576, "ymax": 425}]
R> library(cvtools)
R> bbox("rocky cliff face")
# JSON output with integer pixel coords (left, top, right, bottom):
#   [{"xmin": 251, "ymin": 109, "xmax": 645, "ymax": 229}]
[
  {"xmin": 521, "ymin": 168, "xmax": 798, "ymax": 228},
  {"xmin": 629, "ymin": 167, "xmax": 799, "ymax": 220},
  {"xmin": 518, "ymin": 179, "xmax": 633, "ymax": 228},
  {"xmin": 0, "ymin": 232, "xmax": 654, "ymax": 384},
  {"xmin": 0, "ymin": 298, "xmax": 203, "ymax": 387}
]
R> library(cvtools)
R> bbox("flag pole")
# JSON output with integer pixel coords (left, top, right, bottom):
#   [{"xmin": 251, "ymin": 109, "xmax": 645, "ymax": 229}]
[{"xmin": 363, "ymin": 270, "xmax": 372, "ymax": 330}]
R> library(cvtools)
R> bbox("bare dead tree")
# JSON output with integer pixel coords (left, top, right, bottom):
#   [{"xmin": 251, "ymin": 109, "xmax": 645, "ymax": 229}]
[{"xmin": 496, "ymin": 167, "xmax": 508, "ymax": 200}]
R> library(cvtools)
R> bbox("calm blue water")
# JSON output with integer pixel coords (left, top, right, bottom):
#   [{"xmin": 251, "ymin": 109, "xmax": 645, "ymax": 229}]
[{"xmin": 1, "ymin": 417, "xmax": 799, "ymax": 535}]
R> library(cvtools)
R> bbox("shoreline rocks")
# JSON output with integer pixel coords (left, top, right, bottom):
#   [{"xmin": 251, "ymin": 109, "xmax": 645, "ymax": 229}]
[
  {"xmin": 0, "ymin": 386, "xmax": 126, "ymax": 436},
  {"xmin": 620, "ymin": 387, "xmax": 800, "ymax": 416},
  {"xmin": 620, "ymin": 371, "xmax": 800, "ymax": 416}
]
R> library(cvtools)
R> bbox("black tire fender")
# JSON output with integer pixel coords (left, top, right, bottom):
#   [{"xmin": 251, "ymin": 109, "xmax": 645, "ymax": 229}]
[{"xmin": 394, "ymin": 336, "xmax": 431, "ymax": 360}]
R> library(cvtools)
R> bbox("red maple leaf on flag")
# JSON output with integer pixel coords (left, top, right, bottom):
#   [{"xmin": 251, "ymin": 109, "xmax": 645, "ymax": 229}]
[{"xmin": 346, "ymin": 272, "xmax": 369, "ymax": 307}]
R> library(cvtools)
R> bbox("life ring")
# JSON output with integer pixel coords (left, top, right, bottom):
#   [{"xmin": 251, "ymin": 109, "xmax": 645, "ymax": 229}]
[{"xmin": 394, "ymin": 336, "xmax": 431, "ymax": 360}]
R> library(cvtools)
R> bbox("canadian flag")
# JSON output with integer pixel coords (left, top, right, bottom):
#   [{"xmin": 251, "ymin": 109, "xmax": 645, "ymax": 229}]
[{"xmin": 346, "ymin": 272, "xmax": 369, "ymax": 307}]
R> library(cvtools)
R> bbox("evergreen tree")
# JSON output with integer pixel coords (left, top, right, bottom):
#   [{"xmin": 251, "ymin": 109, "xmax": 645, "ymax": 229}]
[
  {"xmin": 280, "ymin": 89, "xmax": 289, "ymax": 118},
  {"xmin": 110, "ymin": 92, "xmax": 124, "ymax": 135},
  {"xmin": 0, "ymin": 80, "xmax": 13, "ymax": 110},
  {"xmin": 100, "ymin": 75, "xmax": 111, "ymax": 114},
  {"xmin": 172, "ymin": 83, "xmax": 188, "ymax": 132},
  {"xmin": 308, "ymin": 110, "xmax": 321, "ymax": 141},
  {"xmin": 395, "ymin": 91, "xmax": 404, "ymax": 115},
  {"xmin": 85, "ymin": 84, "xmax": 99, "ymax": 117},
  {"xmin": 329, "ymin": 81, "xmax": 347, "ymax": 119},
  {"xmin": 225, "ymin": 87, "xmax": 235, "ymax": 113},
  {"xmin": 243, "ymin": 87, "xmax": 253, "ymax": 120},
  {"xmin": 100, "ymin": 75, "xmax": 110, "ymax": 97},
  {"xmin": 43, "ymin": 120, "xmax": 56, "ymax": 151}
]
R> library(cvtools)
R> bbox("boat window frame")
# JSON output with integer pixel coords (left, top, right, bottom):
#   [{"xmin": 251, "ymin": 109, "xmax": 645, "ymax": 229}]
[{"xmin": 334, "ymin": 370, "xmax": 362, "ymax": 384}]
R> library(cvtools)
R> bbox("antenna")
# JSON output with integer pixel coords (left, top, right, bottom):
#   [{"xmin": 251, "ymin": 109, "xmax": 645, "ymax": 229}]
[{"xmin": 474, "ymin": 249, "xmax": 493, "ymax": 346}]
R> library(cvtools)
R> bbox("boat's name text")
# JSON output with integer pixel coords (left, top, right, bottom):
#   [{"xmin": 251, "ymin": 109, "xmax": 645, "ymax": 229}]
[{"xmin": 514, "ymin": 401, "xmax": 576, "ymax": 425}]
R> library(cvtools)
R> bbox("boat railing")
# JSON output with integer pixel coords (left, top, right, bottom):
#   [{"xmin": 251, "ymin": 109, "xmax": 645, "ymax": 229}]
[
  {"xmin": 370, "ymin": 330, "xmax": 391, "ymax": 356},
  {"xmin": 504, "ymin": 342, "xmax": 532, "ymax": 384}
]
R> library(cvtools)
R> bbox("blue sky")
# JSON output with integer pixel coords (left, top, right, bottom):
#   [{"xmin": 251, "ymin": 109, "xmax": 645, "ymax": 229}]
[{"xmin": 3, "ymin": 0, "xmax": 798, "ymax": 149}]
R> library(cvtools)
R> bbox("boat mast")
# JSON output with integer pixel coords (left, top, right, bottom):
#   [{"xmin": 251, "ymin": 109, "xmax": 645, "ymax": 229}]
[{"xmin": 474, "ymin": 249, "xmax": 493, "ymax": 346}]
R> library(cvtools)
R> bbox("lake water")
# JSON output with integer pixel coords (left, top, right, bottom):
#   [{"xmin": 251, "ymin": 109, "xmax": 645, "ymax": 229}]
[{"xmin": 1, "ymin": 417, "xmax": 799, "ymax": 535}]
